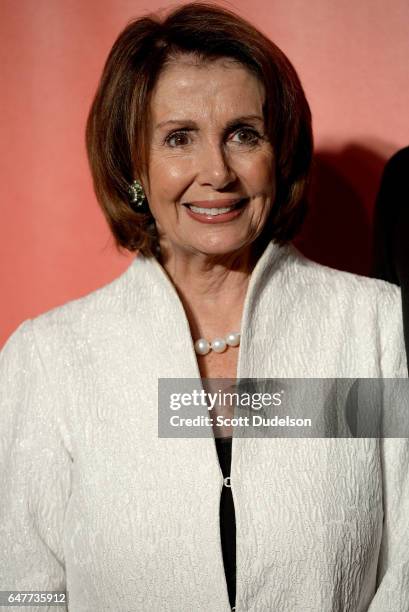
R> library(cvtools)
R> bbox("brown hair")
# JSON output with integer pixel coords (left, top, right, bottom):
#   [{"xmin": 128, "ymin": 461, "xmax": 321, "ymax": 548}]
[{"xmin": 86, "ymin": 2, "xmax": 313, "ymax": 256}]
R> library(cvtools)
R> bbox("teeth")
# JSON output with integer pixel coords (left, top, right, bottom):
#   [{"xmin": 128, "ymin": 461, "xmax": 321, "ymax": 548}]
[{"xmin": 189, "ymin": 205, "xmax": 235, "ymax": 216}]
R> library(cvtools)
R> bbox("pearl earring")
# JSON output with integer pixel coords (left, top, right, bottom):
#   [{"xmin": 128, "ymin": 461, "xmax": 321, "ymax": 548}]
[{"xmin": 128, "ymin": 179, "xmax": 147, "ymax": 208}]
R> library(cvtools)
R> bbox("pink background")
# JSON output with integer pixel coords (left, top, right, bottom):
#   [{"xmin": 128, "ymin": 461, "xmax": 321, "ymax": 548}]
[{"xmin": 1, "ymin": 0, "xmax": 409, "ymax": 346}]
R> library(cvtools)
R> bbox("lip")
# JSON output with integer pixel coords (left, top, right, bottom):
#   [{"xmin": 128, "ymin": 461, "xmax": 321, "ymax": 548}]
[
  {"xmin": 182, "ymin": 197, "xmax": 249, "ymax": 224},
  {"xmin": 182, "ymin": 198, "xmax": 244, "ymax": 209}
]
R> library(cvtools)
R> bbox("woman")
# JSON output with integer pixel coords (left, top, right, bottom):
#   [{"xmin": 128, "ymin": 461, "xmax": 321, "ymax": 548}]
[{"xmin": 0, "ymin": 3, "xmax": 408, "ymax": 611}]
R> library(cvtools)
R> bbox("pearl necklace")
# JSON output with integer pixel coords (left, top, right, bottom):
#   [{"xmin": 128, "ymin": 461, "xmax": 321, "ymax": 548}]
[{"xmin": 194, "ymin": 332, "xmax": 240, "ymax": 355}]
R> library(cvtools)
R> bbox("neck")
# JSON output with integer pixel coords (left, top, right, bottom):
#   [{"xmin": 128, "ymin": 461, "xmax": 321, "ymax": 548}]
[{"xmin": 157, "ymin": 243, "xmax": 261, "ymax": 339}]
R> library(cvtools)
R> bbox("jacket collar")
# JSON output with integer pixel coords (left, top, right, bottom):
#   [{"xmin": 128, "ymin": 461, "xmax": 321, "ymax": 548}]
[
  {"xmin": 130, "ymin": 238, "xmax": 292, "ymax": 308},
  {"xmin": 119, "ymin": 240, "xmax": 295, "ymax": 379}
]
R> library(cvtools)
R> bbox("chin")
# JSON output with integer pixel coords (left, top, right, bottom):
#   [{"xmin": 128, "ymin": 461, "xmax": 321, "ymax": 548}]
[{"xmin": 191, "ymin": 234, "xmax": 255, "ymax": 258}]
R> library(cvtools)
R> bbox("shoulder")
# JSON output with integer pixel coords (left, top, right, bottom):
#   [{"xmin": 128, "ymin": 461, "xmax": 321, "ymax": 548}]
[
  {"xmin": 2, "ymin": 256, "xmax": 143, "ymax": 356},
  {"xmin": 285, "ymin": 246, "xmax": 406, "ymax": 376},
  {"xmin": 287, "ymin": 244, "xmax": 401, "ymax": 304}
]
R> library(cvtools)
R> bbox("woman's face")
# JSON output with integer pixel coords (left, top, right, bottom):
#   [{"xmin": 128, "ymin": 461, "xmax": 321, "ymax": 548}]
[{"xmin": 143, "ymin": 56, "xmax": 275, "ymax": 259}]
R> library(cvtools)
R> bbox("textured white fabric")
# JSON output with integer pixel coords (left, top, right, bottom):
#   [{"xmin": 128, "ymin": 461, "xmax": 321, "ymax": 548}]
[{"xmin": 0, "ymin": 241, "xmax": 408, "ymax": 612}]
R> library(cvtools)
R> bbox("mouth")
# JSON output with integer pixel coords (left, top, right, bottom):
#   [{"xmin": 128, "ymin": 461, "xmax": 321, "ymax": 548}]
[{"xmin": 182, "ymin": 198, "xmax": 249, "ymax": 217}]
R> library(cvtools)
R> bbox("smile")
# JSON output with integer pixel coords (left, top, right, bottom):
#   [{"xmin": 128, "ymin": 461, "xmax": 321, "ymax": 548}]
[
  {"xmin": 189, "ymin": 204, "xmax": 236, "ymax": 216},
  {"xmin": 182, "ymin": 198, "xmax": 249, "ymax": 223}
]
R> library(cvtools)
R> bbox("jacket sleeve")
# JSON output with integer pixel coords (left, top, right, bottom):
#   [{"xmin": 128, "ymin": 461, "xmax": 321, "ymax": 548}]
[
  {"xmin": 0, "ymin": 319, "xmax": 71, "ymax": 611},
  {"xmin": 368, "ymin": 437, "xmax": 409, "ymax": 611}
]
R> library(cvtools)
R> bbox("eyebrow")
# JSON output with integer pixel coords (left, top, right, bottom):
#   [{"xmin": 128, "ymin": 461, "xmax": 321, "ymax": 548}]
[{"xmin": 155, "ymin": 114, "xmax": 264, "ymax": 130}]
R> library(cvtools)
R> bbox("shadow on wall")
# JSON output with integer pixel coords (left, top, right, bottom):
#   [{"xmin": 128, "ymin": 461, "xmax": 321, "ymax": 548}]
[{"xmin": 294, "ymin": 145, "xmax": 387, "ymax": 277}]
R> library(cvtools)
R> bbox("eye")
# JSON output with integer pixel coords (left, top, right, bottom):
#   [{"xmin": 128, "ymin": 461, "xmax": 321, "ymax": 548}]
[
  {"xmin": 164, "ymin": 130, "xmax": 192, "ymax": 147},
  {"xmin": 230, "ymin": 127, "xmax": 262, "ymax": 145}
]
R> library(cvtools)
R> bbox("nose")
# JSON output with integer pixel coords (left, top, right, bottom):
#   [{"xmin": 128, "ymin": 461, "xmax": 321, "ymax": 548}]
[{"xmin": 196, "ymin": 141, "xmax": 236, "ymax": 189}]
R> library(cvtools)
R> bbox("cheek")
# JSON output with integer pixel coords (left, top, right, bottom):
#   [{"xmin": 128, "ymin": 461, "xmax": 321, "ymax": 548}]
[
  {"xmin": 148, "ymin": 156, "xmax": 193, "ymax": 201},
  {"xmin": 234, "ymin": 151, "xmax": 275, "ymax": 191}
]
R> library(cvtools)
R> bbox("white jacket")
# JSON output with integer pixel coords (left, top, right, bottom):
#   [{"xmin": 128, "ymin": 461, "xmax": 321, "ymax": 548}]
[{"xmin": 0, "ymin": 241, "xmax": 408, "ymax": 612}]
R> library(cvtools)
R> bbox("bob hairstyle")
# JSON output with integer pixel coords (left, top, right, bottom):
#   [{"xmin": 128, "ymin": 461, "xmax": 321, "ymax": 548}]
[{"xmin": 86, "ymin": 2, "xmax": 313, "ymax": 256}]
